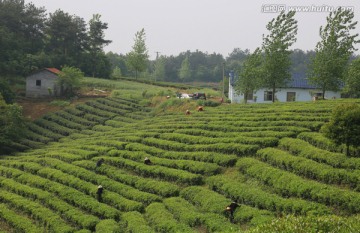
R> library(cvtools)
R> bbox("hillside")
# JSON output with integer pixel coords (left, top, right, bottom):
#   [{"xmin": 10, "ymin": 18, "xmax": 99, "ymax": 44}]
[{"xmin": 1, "ymin": 81, "xmax": 360, "ymax": 232}]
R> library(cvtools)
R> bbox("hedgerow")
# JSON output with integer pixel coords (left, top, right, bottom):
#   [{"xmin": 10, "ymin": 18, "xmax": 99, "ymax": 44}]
[
  {"xmin": 206, "ymin": 175, "xmax": 331, "ymax": 215},
  {"xmin": 0, "ymin": 189, "xmax": 75, "ymax": 233},
  {"xmin": 121, "ymin": 211, "xmax": 154, "ymax": 233},
  {"xmin": 257, "ymin": 148, "xmax": 360, "ymax": 188},
  {"xmin": 181, "ymin": 185, "xmax": 274, "ymax": 226},
  {"xmin": 43, "ymin": 113, "xmax": 88, "ymax": 130},
  {"xmin": 163, "ymin": 197, "xmax": 202, "ymax": 227},
  {"xmin": 0, "ymin": 203, "xmax": 43, "ymax": 233},
  {"xmin": 30, "ymin": 157, "xmax": 160, "ymax": 206},
  {"xmin": 237, "ymin": 157, "xmax": 360, "ymax": 213},
  {"xmin": 27, "ymin": 123, "xmax": 63, "ymax": 140},
  {"xmin": 34, "ymin": 118, "xmax": 76, "ymax": 136},
  {"xmin": 0, "ymin": 177, "xmax": 99, "ymax": 230},
  {"xmin": 145, "ymin": 202, "xmax": 195, "ymax": 233},
  {"xmin": 95, "ymin": 219, "xmax": 121, "ymax": 233},
  {"xmin": 100, "ymin": 156, "xmax": 203, "ymax": 185},
  {"xmin": 55, "ymin": 111, "xmax": 97, "ymax": 127},
  {"xmin": 73, "ymin": 160, "xmax": 180, "ymax": 197},
  {"xmin": 76, "ymin": 103, "xmax": 116, "ymax": 118},
  {"xmin": 109, "ymin": 150, "xmax": 221, "ymax": 175},
  {"xmin": 279, "ymin": 138, "xmax": 360, "ymax": 169},
  {"xmin": 0, "ymin": 165, "xmax": 121, "ymax": 219},
  {"xmin": 86, "ymin": 101, "xmax": 128, "ymax": 116},
  {"xmin": 159, "ymin": 133, "xmax": 278, "ymax": 147},
  {"xmin": 297, "ymin": 132, "xmax": 346, "ymax": 153}
]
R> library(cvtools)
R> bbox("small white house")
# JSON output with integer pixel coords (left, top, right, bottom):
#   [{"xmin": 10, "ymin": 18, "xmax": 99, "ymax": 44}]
[
  {"xmin": 229, "ymin": 72, "xmax": 341, "ymax": 103},
  {"xmin": 26, "ymin": 68, "xmax": 62, "ymax": 98}
]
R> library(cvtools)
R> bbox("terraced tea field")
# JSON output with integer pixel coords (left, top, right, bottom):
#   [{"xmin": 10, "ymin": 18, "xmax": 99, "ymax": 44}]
[{"xmin": 1, "ymin": 96, "xmax": 360, "ymax": 232}]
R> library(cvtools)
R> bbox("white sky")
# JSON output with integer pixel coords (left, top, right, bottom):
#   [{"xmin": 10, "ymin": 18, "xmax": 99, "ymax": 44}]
[{"xmin": 26, "ymin": 0, "xmax": 360, "ymax": 59}]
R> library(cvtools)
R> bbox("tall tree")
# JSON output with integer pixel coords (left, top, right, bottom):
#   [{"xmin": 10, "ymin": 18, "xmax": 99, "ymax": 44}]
[
  {"xmin": 46, "ymin": 10, "xmax": 83, "ymax": 67},
  {"xmin": 153, "ymin": 56, "xmax": 166, "ymax": 82},
  {"xmin": 308, "ymin": 9, "xmax": 359, "ymax": 99},
  {"xmin": 87, "ymin": 14, "xmax": 111, "ymax": 77},
  {"xmin": 0, "ymin": 0, "xmax": 46, "ymax": 76},
  {"xmin": 262, "ymin": 10, "xmax": 298, "ymax": 102},
  {"xmin": 344, "ymin": 57, "xmax": 360, "ymax": 97},
  {"xmin": 178, "ymin": 56, "xmax": 191, "ymax": 82},
  {"xmin": 126, "ymin": 28, "xmax": 148, "ymax": 79},
  {"xmin": 235, "ymin": 48, "xmax": 264, "ymax": 104}
]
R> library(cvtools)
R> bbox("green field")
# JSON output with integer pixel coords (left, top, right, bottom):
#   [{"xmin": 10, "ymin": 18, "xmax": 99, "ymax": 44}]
[{"xmin": 1, "ymin": 79, "xmax": 360, "ymax": 233}]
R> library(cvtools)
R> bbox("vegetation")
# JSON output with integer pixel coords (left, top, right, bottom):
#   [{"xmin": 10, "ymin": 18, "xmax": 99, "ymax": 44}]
[
  {"xmin": 0, "ymin": 1, "xmax": 111, "ymax": 79},
  {"xmin": 308, "ymin": 8, "xmax": 359, "ymax": 98},
  {"xmin": 57, "ymin": 66, "xmax": 84, "ymax": 97},
  {"xmin": 321, "ymin": 103, "xmax": 360, "ymax": 156},
  {"xmin": 261, "ymin": 10, "xmax": 298, "ymax": 102},
  {"xmin": 126, "ymin": 28, "xmax": 149, "ymax": 79},
  {"xmin": 234, "ymin": 48, "xmax": 263, "ymax": 103},
  {"xmin": 0, "ymin": 76, "xmax": 359, "ymax": 232},
  {"xmin": 0, "ymin": 94, "xmax": 25, "ymax": 154},
  {"xmin": 344, "ymin": 57, "xmax": 360, "ymax": 97}
]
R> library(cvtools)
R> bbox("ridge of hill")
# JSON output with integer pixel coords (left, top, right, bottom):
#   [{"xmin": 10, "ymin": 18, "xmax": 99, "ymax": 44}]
[{"xmin": 1, "ymin": 86, "xmax": 360, "ymax": 232}]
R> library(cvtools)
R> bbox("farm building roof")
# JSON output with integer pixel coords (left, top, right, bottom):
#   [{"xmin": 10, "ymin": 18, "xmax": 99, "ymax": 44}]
[
  {"xmin": 44, "ymin": 68, "xmax": 61, "ymax": 75},
  {"xmin": 229, "ymin": 71, "xmax": 318, "ymax": 89}
]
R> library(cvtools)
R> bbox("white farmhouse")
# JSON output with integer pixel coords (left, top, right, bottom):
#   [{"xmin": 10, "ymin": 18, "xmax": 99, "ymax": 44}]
[
  {"xmin": 228, "ymin": 72, "xmax": 341, "ymax": 103},
  {"xmin": 26, "ymin": 68, "xmax": 62, "ymax": 98}
]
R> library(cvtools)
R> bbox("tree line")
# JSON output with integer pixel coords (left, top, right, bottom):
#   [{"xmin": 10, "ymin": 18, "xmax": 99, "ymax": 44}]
[
  {"xmin": 234, "ymin": 9, "xmax": 360, "ymax": 103},
  {"xmin": 1, "ymin": 0, "xmax": 360, "ymax": 99},
  {"xmin": 0, "ymin": 0, "xmax": 111, "ymax": 79}
]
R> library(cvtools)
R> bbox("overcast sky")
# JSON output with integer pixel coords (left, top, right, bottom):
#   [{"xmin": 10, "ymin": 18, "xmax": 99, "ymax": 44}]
[{"xmin": 26, "ymin": 0, "xmax": 360, "ymax": 59}]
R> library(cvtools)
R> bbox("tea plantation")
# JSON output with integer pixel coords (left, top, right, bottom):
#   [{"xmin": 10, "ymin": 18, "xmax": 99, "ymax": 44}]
[{"xmin": 1, "ymin": 92, "xmax": 360, "ymax": 232}]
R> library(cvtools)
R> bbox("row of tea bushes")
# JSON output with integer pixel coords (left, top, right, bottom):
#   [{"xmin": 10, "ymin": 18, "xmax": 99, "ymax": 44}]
[
  {"xmin": 257, "ymin": 148, "xmax": 360, "ymax": 189},
  {"xmin": 237, "ymin": 157, "xmax": 360, "ymax": 213},
  {"xmin": 279, "ymin": 138, "xmax": 360, "ymax": 169}
]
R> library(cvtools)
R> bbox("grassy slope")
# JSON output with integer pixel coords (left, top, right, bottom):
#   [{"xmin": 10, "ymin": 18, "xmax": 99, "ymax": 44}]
[{"xmin": 1, "ymin": 78, "xmax": 360, "ymax": 232}]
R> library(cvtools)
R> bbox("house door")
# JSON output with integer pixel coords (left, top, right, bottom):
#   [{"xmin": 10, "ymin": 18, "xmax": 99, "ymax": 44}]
[{"xmin": 287, "ymin": 92, "xmax": 296, "ymax": 102}]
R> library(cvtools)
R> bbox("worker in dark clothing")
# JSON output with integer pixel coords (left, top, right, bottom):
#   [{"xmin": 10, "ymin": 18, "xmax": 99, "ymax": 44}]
[
  {"xmin": 144, "ymin": 157, "xmax": 152, "ymax": 165},
  {"xmin": 185, "ymin": 110, "xmax": 191, "ymax": 115},
  {"xmin": 97, "ymin": 185, "xmax": 103, "ymax": 202},
  {"xmin": 197, "ymin": 106, "xmax": 204, "ymax": 112},
  {"xmin": 225, "ymin": 202, "xmax": 239, "ymax": 223},
  {"xmin": 96, "ymin": 158, "xmax": 104, "ymax": 168}
]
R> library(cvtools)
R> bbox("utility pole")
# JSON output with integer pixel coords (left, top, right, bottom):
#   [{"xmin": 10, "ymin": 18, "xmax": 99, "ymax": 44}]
[{"xmin": 155, "ymin": 51, "xmax": 160, "ymax": 60}]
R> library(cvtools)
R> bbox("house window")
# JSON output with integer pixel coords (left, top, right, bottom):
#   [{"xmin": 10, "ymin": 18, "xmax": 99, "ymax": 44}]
[
  {"xmin": 287, "ymin": 92, "xmax": 296, "ymax": 102},
  {"xmin": 264, "ymin": 91, "xmax": 273, "ymax": 101},
  {"xmin": 36, "ymin": 80, "xmax": 41, "ymax": 87}
]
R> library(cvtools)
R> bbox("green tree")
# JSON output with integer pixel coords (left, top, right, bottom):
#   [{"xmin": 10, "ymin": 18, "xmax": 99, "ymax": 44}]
[
  {"xmin": 111, "ymin": 66, "xmax": 122, "ymax": 79},
  {"xmin": 88, "ymin": 14, "xmax": 112, "ymax": 78},
  {"xmin": 0, "ymin": 0, "xmax": 46, "ymax": 76},
  {"xmin": 153, "ymin": 56, "xmax": 166, "ymax": 82},
  {"xmin": 0, "ymin": 93, "xmax": 25, "ymax": 154},
  {"xmin": 57, "ymin": 66, "xmax": 84, "ymax": 97},
  {"xmin": 47, "ymin": 12, "xmax": 87, "ymax": 67},
  {"xmin": 308, "ymin": 9, "xmax": 359, "ymax": 99},
  {"xmin": 0, "ymin": 79, "xmax": 16, "ymax": 104},
  {"xmin": 262, "ymin": 10, "xmax": 298, "ymax": 102},
  {"xmin": 235, "ymin": 48, "xmax": 264, "ymax": 104},
  {"xmin": 344, "ymin": 57, "xmax": 360, "ymax": 97},
  {"xmin": 321, "ymin": 103, "xmax": 360, "ymax": 156},
  {"xmin": 178, "ymin": 56, "xmax": 191, "ymax": 82},
  {"xmin": 127, "ymin": 28, "xmax": 149, "ymax": 79}
]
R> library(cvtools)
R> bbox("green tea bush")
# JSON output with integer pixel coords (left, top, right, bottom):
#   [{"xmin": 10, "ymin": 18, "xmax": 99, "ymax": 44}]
[{"xmin": 95, "ymin": 219, "xmax": 121, "ymax": 233}]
